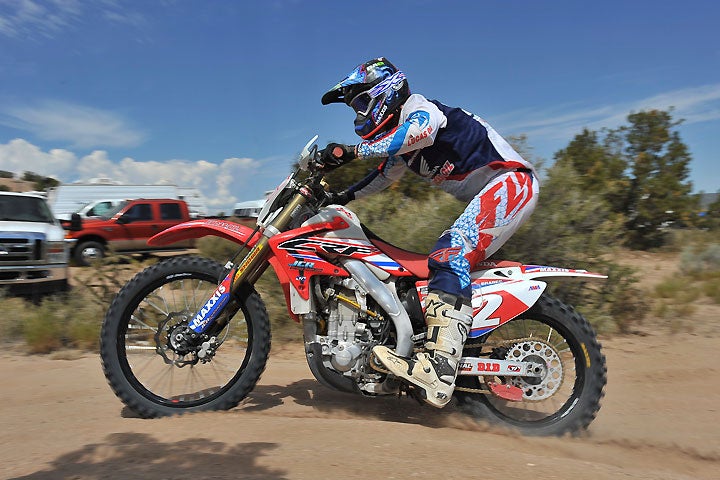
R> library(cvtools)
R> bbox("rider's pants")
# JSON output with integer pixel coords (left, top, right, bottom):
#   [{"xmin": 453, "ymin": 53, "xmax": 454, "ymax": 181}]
[{"xmin": 427, "ymin": 170, "xmax": 539, "ymax": 298}]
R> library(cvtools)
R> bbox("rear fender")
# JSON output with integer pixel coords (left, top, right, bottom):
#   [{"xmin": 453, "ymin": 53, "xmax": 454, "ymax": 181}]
[
  {"xmin": 466, "ymin": 263, "xmax": 607, "ymax": 338},
  {"xmin": 147, "ymin": 219, "xmax": 261, "ymax": 247}
]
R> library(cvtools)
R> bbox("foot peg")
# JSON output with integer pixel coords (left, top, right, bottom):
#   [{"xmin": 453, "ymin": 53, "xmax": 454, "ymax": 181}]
[{"xmin": 488, "ymin": 381, "xmax": 524, "ymax": 402}]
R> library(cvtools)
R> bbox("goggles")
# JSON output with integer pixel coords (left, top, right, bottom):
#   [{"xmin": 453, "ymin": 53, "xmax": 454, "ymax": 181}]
[{"xmin": 347, "ymin": 91, "xmax": 375, "ymax": 117}]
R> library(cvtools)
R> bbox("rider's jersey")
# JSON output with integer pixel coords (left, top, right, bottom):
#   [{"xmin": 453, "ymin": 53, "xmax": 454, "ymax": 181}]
[{"xmin": 349, "ymin": 94, "xmax": 536, "ymax": 202}]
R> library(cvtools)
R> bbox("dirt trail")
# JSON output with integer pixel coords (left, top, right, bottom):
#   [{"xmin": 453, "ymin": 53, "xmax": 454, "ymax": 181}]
[
  {"xmin": 2, "ymin": 249, "xmax": 719, "ymax": 479},
  {"xmin": 1, "ymin": 330, "xmax": 719, "ymax": 480}
]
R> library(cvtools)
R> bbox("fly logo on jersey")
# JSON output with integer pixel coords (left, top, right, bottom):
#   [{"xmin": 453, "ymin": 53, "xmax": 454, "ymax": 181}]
[
  {"xmin": 506, "ymin": 171, "xmax": 533, "ymax": 217},
  {"xmin": 419, "ymin": 157, "xmax": 439, "ymax": 178},
  {"xmin": 429, "ymin": 246, "xmax": 462, "ymax": 263}
]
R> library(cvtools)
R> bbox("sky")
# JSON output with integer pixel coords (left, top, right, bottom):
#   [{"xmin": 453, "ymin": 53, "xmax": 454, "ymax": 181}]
[{"xmin": 1, "ymin": 0, "xmax": 719, "ymax": 214}]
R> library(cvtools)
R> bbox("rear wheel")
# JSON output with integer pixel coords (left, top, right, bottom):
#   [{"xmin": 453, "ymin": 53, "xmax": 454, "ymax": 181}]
[
  {"xmin": 100, "ymin": 255, "xmax": 271, "ymax": 418},
  {"xmin": 455, "ymin": 294, "xmax": 606, "ymax": 436}
]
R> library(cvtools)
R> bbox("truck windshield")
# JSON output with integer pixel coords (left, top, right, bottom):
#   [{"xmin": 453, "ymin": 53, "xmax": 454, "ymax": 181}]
[
  {"xmin": 0, "ymin": 196, "xmax": 56, "ymax": 223},
  {"xmin": 100, "ymin": 201, "xmax": 129, "ymax": 219}
]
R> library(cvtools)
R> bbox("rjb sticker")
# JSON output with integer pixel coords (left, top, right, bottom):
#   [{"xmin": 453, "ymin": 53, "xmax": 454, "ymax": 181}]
[{"xmin": 477, "ymin": 362, "xmax": 500, "ymax": 372}]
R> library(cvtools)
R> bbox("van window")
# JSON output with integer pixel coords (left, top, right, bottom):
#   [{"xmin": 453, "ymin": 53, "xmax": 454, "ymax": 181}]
[
  {"xmin": 125, "ymin": 203, "xmax": 153, "ymax": 222},
  {"xmin": 234, "ymin": 207, "xmax": 261, "ymax": 218},
  {"xmin": 160, "ymin": 202, "xmax": 182, "ymax": 220}
]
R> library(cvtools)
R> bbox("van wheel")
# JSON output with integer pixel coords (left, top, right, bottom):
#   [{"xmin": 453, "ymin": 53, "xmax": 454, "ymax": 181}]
[{"xmin": 74, "ymin": 241, "xmax": 105, "ymax": 266}]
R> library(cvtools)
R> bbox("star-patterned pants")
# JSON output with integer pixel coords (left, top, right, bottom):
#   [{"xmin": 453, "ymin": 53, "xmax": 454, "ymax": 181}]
[{"xmin": 427, "ymin": 170, "xmax": 539, "ymax": 299}]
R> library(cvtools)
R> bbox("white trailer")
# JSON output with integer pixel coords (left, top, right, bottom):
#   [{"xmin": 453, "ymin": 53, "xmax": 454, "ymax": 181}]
[
  {"xmin": 177, "ymin": 187, "xmax": 209, "ymax": 218},
  {"xmin": 48, "ymin": 184, "xmax": 180, "ymax": 220}
]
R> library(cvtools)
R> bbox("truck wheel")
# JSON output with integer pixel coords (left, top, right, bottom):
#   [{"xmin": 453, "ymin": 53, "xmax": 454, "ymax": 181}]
[{"xmin": 74, "ymin": 241, "xmax": 105, "ymax": 266}]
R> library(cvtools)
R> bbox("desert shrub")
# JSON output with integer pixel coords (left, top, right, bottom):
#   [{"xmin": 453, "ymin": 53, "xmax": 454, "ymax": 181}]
[
  {"xmin": 654, "ymin": 277, "xmax": 701, "ymax": 304},
  {"xmin": 22, "ymin": 300, "xmax": 65, "ymax": 353},
  {"xmin": 679, "ymin": 243, "xmax": 720, "ymax": 274},
  {"xmin": 664, "ymin": 229, "xmax": 718, "ymax": 253},
  {"xmin": 497, "ymin": 162, "xmax": 646, "ymax": 334},
  {"xmin": 351, "ymin": 189, "xmax": 465, "ymax": 253},
  {"xmin": 652, "ymin": 243, "xmax": 720, "ymax": 326},
  {"xmin": 5, "ymin": 255, "xmax": 150, "ymax": 353},
  {"xmin": 196, "ymin": 234, "xmax": 245, "ymax": 263},
  {"xmin": 20, "ymin": 293, "xmax": 103, "ymax": 353},
  {"xmin": 73, "ymin": 253, "xmax": 156, "ymax": 306},
  {"xmin": 703, "ymin": 276, "xmax": 720, "ymax": 304},
  {"xmin": 0, "ymin": 293, "xmax": 33, "ymax": 341}
]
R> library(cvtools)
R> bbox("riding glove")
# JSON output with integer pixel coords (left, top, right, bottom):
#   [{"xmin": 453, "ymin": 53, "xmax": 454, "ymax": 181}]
[
  {"xmin": 319, "ymin": 143, "xmax": 356, "ymax": 171},
  {"xmin": 325, "ymin": 189, "xmax": 355, "ymax": 206}
]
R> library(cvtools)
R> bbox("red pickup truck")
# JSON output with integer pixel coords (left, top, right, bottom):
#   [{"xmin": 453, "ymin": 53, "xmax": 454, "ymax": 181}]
[{"xmin": 65, "ymin": 198, "xmax": 195, "ymax": 265}]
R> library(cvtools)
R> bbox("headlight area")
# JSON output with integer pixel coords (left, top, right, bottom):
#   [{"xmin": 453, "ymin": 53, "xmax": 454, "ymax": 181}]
[{"xmin": 46, "ymin": 240, "xmax": 69, "ymax": 263}]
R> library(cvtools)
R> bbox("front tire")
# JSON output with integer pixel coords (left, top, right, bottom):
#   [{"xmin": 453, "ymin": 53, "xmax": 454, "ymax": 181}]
[
  {"xmin": 100, "ymin": 255, "xmax": 271, "ymax": 418},
  {"xmin": 456, "ymin": 294, "xmax": 607, "ymax": 436},
  {"xmin": 74, "ymin": 240, "xmax": 105, "ymax": 265}
]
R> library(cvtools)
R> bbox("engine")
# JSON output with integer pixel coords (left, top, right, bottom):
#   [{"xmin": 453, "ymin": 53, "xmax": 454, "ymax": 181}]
[{"xmin": 307, "ymin": 276, "xmax": 388, "ymax": 379}]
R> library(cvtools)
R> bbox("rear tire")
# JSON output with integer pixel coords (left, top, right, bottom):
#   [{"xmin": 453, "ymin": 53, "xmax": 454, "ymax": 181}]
[
  {"xmin": 456, "ymin": 294, "xmax": 607, "ymax": 436},
  {"xmin": 100, "ymin": 255, "xmax": 271, "ymax": 418}
]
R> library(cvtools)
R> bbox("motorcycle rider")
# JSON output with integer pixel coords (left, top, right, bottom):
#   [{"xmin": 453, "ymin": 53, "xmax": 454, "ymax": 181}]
[{"xmin": 319, "ymin": 57, "xmax": 539, "ymax": 408}]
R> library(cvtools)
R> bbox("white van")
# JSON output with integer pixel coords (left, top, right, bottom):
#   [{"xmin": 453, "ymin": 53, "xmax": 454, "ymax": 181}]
[{"xmin": 233, "ymin": 199, "xmax": 265, "ymax": 218}]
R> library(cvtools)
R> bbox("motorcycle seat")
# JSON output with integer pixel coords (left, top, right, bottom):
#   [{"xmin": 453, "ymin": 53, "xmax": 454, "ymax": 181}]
[{"xmin": 361, "ymin": 225, "xmax": 429, "ymax": 278}]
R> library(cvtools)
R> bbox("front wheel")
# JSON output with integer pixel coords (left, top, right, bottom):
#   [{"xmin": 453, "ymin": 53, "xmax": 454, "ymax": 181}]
[
  {"xmin": 100, "ymin": 255, "xmax": 271, "ymax": 418},
  {"xmin": 74, "ymin": 240, "xmax": 105, "ymax": 265},
  {"xmin": 456, "ymin": 294, "xmax": 607, "ymax": 436}
]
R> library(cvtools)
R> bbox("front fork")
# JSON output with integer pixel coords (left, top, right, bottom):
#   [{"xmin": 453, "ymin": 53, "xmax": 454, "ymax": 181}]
[{"xmin": 185, "ymin": 190, "xmax": 312, "ymax": 337}]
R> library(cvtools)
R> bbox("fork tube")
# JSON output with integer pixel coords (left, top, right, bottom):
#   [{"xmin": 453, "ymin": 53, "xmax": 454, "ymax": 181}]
[
  {"xmin": 230, "ymin": 191, "xmax": 309, "ymax": 289},
  {"xmin": 187, "ymin": 191, "xmax": 310, "ymax": 335}
]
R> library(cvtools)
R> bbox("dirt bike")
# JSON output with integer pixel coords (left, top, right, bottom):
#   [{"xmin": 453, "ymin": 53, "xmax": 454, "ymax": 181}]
[{"xmin": 100, "ymin": 136, "xmax": 607, "ymax": 436}]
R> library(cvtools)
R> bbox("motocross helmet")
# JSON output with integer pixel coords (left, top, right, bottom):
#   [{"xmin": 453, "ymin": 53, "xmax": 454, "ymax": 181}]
[{"xmin": 321, "ymin": 57, "xmax": 410, "ymax": 139}]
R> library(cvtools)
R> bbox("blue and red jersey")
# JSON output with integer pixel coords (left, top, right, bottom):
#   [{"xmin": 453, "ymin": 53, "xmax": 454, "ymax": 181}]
[{"xmin": 349, "ymin": 94, "xmax": 536, "ymax": 202}]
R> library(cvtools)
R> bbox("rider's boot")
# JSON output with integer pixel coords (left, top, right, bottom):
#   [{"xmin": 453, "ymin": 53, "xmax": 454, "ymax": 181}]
[{"xmin": 373, "ymin": 291, "xmax": 473, "ymax": 408}]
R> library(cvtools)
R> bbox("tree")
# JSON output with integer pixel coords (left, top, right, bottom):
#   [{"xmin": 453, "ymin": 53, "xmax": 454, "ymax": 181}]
[
  {"xmin": 621, "ymin": 110, "xmax": 696, "ymax": 249},
  {"xmin": 554, "ymin": 128, "xmax": 629, "ymax": 212},
  {"xmin": 554, "ymin": 109, "xmax": 696, "ymax": 250},
  {"xmin": 497, "ymin": 159, "xmax": 645, "ymax": 333},
  {"xmin": 21, "ymin": 171, "xmax": 60, "ymax": 192}
]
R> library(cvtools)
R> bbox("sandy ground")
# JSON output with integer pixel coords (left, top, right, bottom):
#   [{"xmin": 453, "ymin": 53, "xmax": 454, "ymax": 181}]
[
  {"xmin": 1, "ymin": 333, "xmax": 719, "ymax": 480},
  {"xmin": 1, "ymin": 251, "xmax": 719, "ymax": 479}
]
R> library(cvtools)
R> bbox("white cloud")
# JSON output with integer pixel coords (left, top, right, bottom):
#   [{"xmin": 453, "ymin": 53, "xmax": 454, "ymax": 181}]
[
  {"xmin": 0, "ymin": 0, "xmax": 81, "ymax": 38},
  {"xmin": 0, "ymin": 138, "xmax": 76, "ymax": 178},
  {"xmin": 501, "ymin": 83, "xmax": 720, "ymax": 140},
  {"xmin": 0, "ymin": 138, "xmax": 263, "ymax": 214},
  {"xmin": 0, "ymin": 0, "xmax": 144, "ymax": 39},
  {"xmin": 1, "ymin": 100, "xmax": 145, "ymax": 148}
]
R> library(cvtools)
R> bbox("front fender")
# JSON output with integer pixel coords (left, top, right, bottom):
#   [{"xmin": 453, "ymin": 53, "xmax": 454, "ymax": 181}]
[{"xmin": 148, "ymin": 218, "xmax": 261, "ymax": 247}]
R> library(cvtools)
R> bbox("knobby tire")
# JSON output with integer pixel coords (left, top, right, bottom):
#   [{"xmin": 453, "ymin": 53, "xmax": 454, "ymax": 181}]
[{"xmin": 100, "ymin": 256, "xmax": 271, "ymax": 418}]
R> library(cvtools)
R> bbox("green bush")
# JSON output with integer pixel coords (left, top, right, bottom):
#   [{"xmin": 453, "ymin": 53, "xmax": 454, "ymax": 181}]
[
  {"xmin": 703, "ymin": 276, "xmax": 720, "ymax": 304},
  {"xmin": 0, "ymin": 255, "xmax": 151, "ymax": 354},
  {"xmin": 22, "ymin": 301, "xmax": 65, "ymax": 353},
  {"xmin": 652, "ymin": 243, "xmax": 720, "ymax": 324},
  {"xmin": 17, "ymin": 293, "xmax": 103, "ymax": 353}
]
